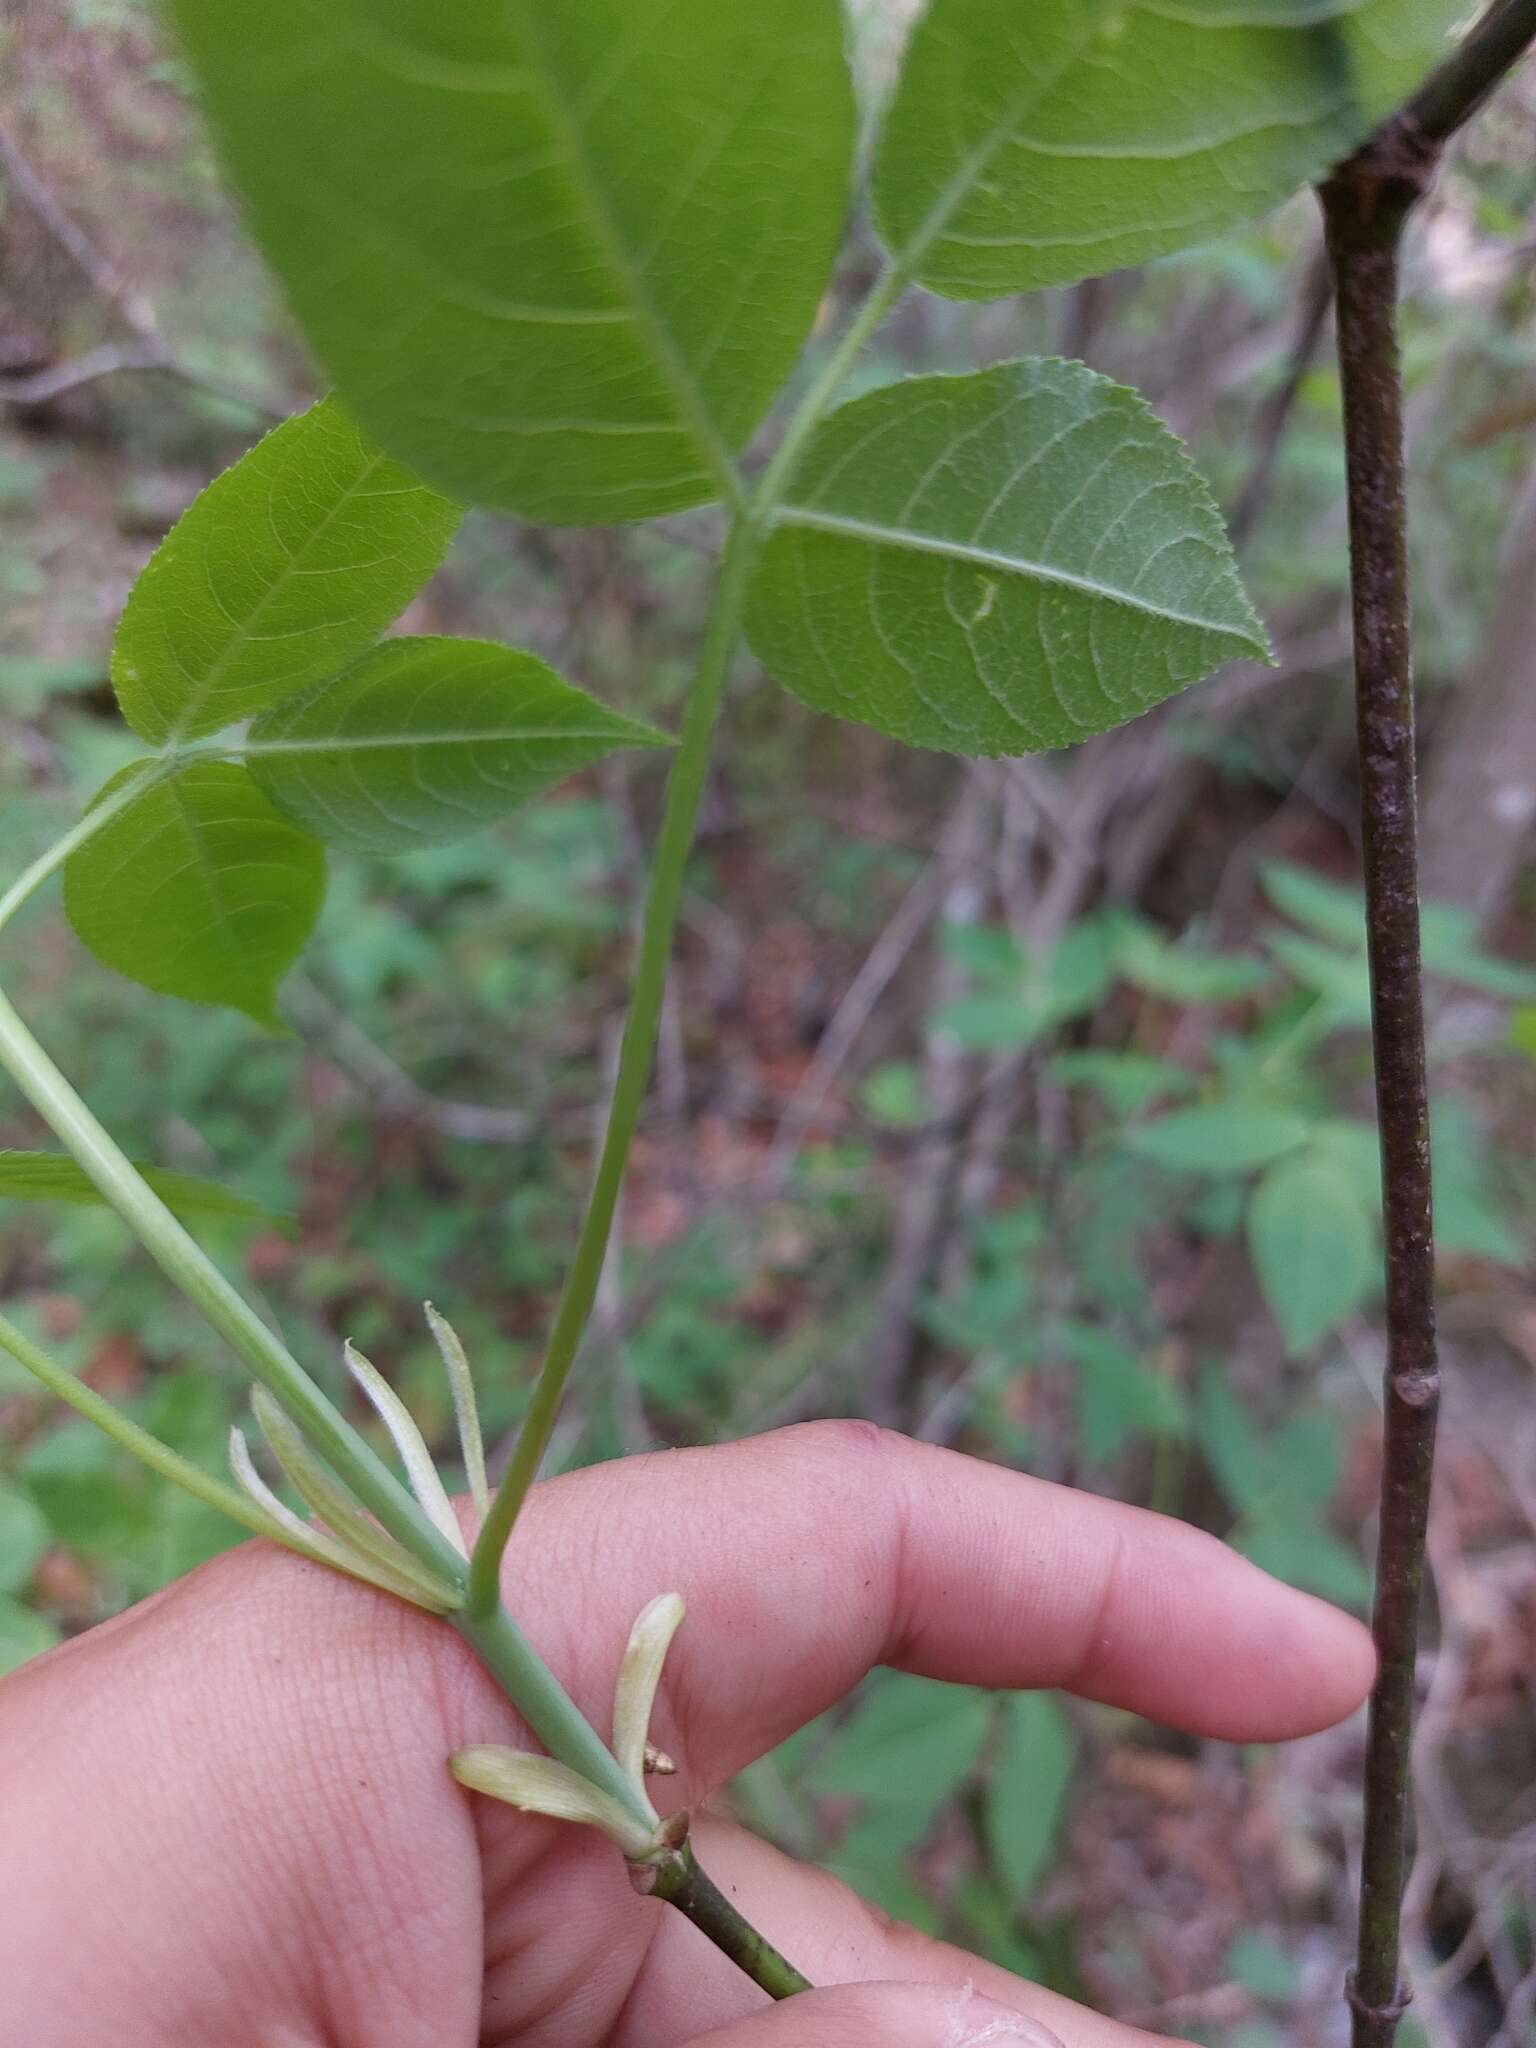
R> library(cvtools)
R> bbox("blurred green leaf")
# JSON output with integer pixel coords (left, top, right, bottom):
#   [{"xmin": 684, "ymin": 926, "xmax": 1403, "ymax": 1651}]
[
  {"xmin": 1049, "ymin": 1052, "xmax": 1195, "ymax": 1119},
  {"xmin": 861, "ymin": 1062, "xmax": 928, "ymax": 1130},
  {"xmin": 1248, "ymin": 1151, "xmax": 1376, "ymax": 1353},
  {"xmin": 1060, "ymin": 1323, "xmax": 1187, "ymax": 1463},
  {"xmin": 1195, "ymin": 1367, "xmax": 1267, "ymax": 1515},
  {"xmin": 1432, "ymin": 1102, "xmax": 1523, "ymax": 1267},
  {"xmin": 1226, "ymin": 1930, "xmax": 1301, "ymax": 2004},
  {"xmin": 24, "ymin": 1422, "xmax": 157, "ymax": 1561},
  {"xmin": 65, "ymin": 762, "xmax": 326, "ymax": 1025},
  {"xmin": 1261, "ymin": 861, "xmax": 1365, "ymax": 948},
  {"xmin": 112, "ymin": 398, "xmax": 458, "ymax": 745},
  {"xmin": 986, "ymin": 1692, "xmax": 1077, "ymax": 1907},
  {"xmin": 169, "ymin": 0, "xmax": 855, "ymax": 521},
  {"xmin": 1241, "ymin": 1508, "xmax": 1371, "ymax": 1608},
  {"xmin": 249, "ymin": 637, "xmax": 668, "ymax": 854},
  {"xmin": 1420, "ymin": 903, "xmax": 1536, "ymax": 1000},
  {"xmin": 1126, "ymin": 1105, "xmax": 1312, "ymax": 1176},
  {"xmin": 1264, "ymin": 930, "xmax": 1372, "ymax": 1022},
  {"xmin": 0, "ymin": 1150, "xmax": 276, "ymax": 1226},
  {"xmin": 955, "ymin": 1876, "xmax": 1041, "ymax": 1980},
  {"xmin": 874, "ymin": 0, "xmax": 1461, "ymax": 299},
  {"xmin": 1111, "ymin": 916, "xmax": 1271, "ymax": 1005},
  {"xmin": 810, "ymin": 1674, "xmax": 993, "ymax": 1825},
  {"xmin": 746, "ymin": 360, "xmax": 1268, "ymax": 758},
  {"xmin": 0, "ymin": 1482, "xmax": 49, "ymax": 1596},
  {"xmin": 0, "ymin": 1594, "xmax": 59, "ymax": 1677}
]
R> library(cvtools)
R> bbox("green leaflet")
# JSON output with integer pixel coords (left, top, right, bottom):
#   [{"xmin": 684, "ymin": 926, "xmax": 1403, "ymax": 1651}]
[
  {"xmin": 167, "ymin": 0, "xmax": 856, "ymax": 523},
  {"xmin": 874, "ymin": 0, "xmax": 1463, "ymax": 299},
  {"xmin": 1247, "ymin": 1150, "xmax": 1376, "ymax": 1352},
  {"xmin": 64, "ymin": 763, "xmax": 326, "ymax": 1028},
  {"xmin": 0, "ymin": 1151, "xmax": 275, "ymax": 1226},
  {"xmin": 112, "ymin": 399, "xmax": 459, "ymax": 747},
  {"xmin": 248, "ymin": 637, "xmax": 670, "ymax": 855},
  {"xmin": 746, "ymin": 360, "xmax": 1268, "ymax": 757}
]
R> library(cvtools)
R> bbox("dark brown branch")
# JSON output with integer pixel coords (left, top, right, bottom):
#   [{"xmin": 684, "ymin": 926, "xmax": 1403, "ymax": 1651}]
[
  {"xmin": 1317, "ymin": 7, "xmax": 1536, "ymax": 2043},
  {"xmin": 1403, "ymin": 0, "xmax": 1536, "ymax": 145},
  {"xmin": 1322, "ymin": 147, "xmax": 1439, "ymax": 2048}
]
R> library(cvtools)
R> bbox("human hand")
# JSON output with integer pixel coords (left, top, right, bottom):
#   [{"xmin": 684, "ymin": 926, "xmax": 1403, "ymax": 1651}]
[{"xmin": 0, "ymin": 1422, "xmax": 1374, "ymax": 2047}]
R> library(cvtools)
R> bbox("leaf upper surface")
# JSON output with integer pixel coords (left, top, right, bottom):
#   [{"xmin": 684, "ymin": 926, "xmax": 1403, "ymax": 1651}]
[
  {"xmin": 64, "ymin": 763, "xmax": 326, "ymax": 1027},
  {"xmin": 874, "ymin": 0, "xmax": 1463, "ymax": 299},
  {"xmin": 112, "ymin": 399, "xmax": 460, "ymax": 747},
  {"xmin": 746, "ymin": 360, "xmax": 1268, "ymax": 757},
  {"xmin": 248, "ymin": 636, "xmax": 670, "ymax": 854},
  {"xmin": 168, "ymin": 0, "xmax": 856, "ymax": 523}
]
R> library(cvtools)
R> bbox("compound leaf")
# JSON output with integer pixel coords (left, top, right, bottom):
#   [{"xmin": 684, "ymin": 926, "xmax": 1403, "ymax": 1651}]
[
  {"xmin": 64, "ymin": 763, "xmax": 326, "ymax": 1027},
  {"xmin": 113, "ymin": 399, "xmax": 459, "ymax": 746},
  {"xmin": 168, "ymin": 0, "xmax": 855, "ymax": 523},
  {"xmin": 248, "ymin": 637, "xmax": 669, "ymax": 854},
  {"xmin": 875, "ymin": 0, "xmax": 1463, "ymax": 299},
  {"xmin": 746, "ymin": 360, "xmax": 1267, "ymax": 757}
]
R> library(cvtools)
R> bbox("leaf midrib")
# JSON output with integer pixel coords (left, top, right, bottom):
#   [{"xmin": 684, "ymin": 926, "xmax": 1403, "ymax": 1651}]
[
  {"xmin": 772, "ymin": 505, "xmax": 1262, "ymax": 643},
  {"xmin": 239, "ymin": 723, "xmax": 664, "ymax": 757},
  {"xmin": 510, "ymin": 0, "xmax": 742, "ymax": 506},
  {"xmin": 158, "ymin": 449, "xmax": 400, "ymax": 748}
]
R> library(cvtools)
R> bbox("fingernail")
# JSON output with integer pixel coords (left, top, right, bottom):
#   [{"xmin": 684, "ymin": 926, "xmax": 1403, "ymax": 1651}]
[{"xmin": 943, "ymin": 1984, "xmax": 1064, "ymax": 2048}]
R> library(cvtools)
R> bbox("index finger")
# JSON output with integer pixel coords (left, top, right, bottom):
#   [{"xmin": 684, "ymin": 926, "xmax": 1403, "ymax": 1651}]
[{"xmin": 507, "ymin": 1421, "xmax": 1375, "ymax": 1785}]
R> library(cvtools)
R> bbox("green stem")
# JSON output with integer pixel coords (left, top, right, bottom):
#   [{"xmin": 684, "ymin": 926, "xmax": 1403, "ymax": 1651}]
[
  {"xmin": 468, "ymin": 269, "xmax": 908, "ymax": 1615},
  {"xmin": 468, "ymin": 510, "xmax": 759, "ymax": 1611},
  {"xmin": 648, "ymin": 1842, "xmax": 812, "ymax": 1999},
  {"xmin": 453, "ymin": 1602, "xmax": 650, "ymax": 1824},
  {"xmin": 0, "ymin": 980, "xmax": 459, "ymax": 1581},
  {"xmin": 757, "ymin": 264, "xmax": 906, "ymax": 513},
  {"xmin": 0, "ymin": 760, "xmax": 178, "ymax": 938},
  {"xmin": 0, "ymin": 1307, "xmax": 294, "ymax": 1543}
]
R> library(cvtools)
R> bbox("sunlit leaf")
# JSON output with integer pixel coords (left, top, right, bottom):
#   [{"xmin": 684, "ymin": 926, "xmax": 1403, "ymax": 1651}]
[
  {"xmin": 248, "ymin": 637, "xmax": 669, "ymax": 853},
  {"xmin": 874, "ymin": 0, "xmax": 1462, "ymax": 299},
  {"xmin": 112, "ymin": 399, "xmax": 458, "ymax": 746},
  {"xmin": 64, "ymin": 763, "xmax": 326, "ymax": 1027},
  {"xmin": 168, "ymin": 0, "xmax": 856, "ymax": 522},
  {"xmin": 748, "ymin": 361, "xmax": 1267, "ymax": 757}
]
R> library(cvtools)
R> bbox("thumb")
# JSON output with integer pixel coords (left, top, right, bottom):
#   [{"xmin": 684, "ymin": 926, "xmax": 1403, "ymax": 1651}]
[{"xmin": 688, "ymin": 1982, "xmax": 1066, "ymax": 2048}]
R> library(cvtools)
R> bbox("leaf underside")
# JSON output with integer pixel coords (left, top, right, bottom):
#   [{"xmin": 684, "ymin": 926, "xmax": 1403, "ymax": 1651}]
[
  {"xmin": 249, "ymin": 636, "xmax": 670, "ymax": 854},
  {"xmin": 64, "ymin": 763, "xmax": 326, "ymax": 1028},
  {"xmin": 746, "ymin": 359, "xmax": 1269, "ymax": 757},
  {"xmin": 112, "ymin": 398, "xmax": 459, "ymax": 746},
  {"xmin": 167, "ymin": 0, "xmax": 856, "ymax": 522},
  {"xmin": 875, "ymin": 0, "xmax": 1465, "ymax": 299}
]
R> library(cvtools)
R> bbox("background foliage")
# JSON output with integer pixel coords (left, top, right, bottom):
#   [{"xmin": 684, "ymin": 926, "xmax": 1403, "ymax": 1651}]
[{"xmin": 2, "ymin": 2, "xmax": 1536, "ymax": 2041}]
